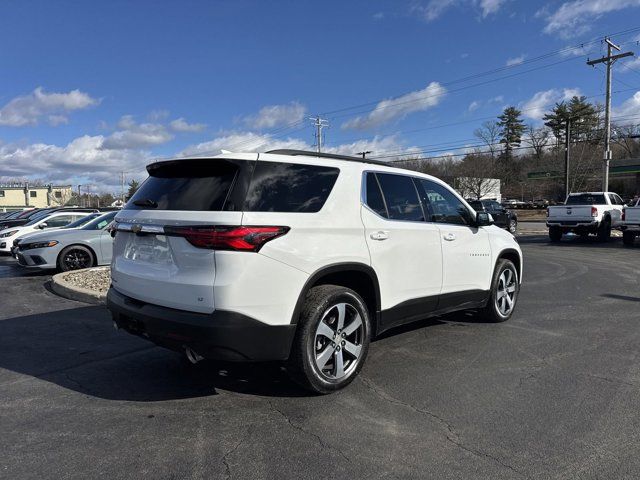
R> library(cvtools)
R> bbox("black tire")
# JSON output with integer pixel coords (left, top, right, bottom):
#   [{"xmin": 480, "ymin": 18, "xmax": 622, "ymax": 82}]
[
  {"xmin": 508, "ymin": 218, "xmax": 517, "ymax": 234},
  {"xmin": 549, "ymin": 226, "xmax": 562, "ymax": 242},
  {"xmin": 479, "ymin": 259, "xmax": 520, "ymax": 323},
  {"xmin": 57, "ymin": 245, "xmax": 95, "ymax": 272},
  {"xmin": 597, "ymin": 217, "xmax": 611, "ymax": 242},
  {"xmin": 287, "ymin": 285, "xmax": 371, "ymax": 394},
  {"xmin": 623, "ymin": 231, "xmax": 635, "ymax": 247}
]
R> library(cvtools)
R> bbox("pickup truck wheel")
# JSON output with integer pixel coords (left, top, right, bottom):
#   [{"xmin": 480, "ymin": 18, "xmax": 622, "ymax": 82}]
[
  {"xmin": 287, "ymin": 285, "xmax": 371, "ymax": 394},
  {"xmin": 479, "ymin": 259, "xmax": 519, "ymax": 323},
  {"xmin": 549, "ymin": 226, "xmax": 562, "ymax": 242},
  {"xmin": 597, "ymin": 218, "xmax": 611, "ymax": 242},
  {"xmin": 623, "ymin": 231, "xmax": 635, "ymax": 246},
  {"xmin": 508, "ymin": 219, "xmax": 517, "ymax": 234}
]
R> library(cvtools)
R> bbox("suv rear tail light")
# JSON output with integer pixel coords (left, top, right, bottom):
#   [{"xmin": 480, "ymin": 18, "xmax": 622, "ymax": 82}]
[
  {"xmin": 164, "ymin": 225, "xmax": 289, "ymax": 251},
  {"xmin": 591, "ymin": 206, "xmax": 598, "ymax": 217}
]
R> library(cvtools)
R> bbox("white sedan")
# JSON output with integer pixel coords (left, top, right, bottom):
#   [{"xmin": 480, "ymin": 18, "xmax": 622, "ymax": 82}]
[{"xmin": 0, "ymin": 210, "xmax": 94, "ymax": 254}]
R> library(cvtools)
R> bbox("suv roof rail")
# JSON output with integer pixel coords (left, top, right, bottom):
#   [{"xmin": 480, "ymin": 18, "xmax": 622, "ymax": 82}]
[{"xmin": 265, "ymin": 149, "xmax": 390, "ymax": 167}]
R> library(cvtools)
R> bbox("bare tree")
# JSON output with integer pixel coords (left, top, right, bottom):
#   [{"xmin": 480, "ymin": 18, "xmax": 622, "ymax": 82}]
[
  {"xmin": 612, "ymin": 123, "xmax": 640, "ymax": 159},
  {"xmin": 454, "ymin": 154, "xmax": 501, "ymax": 200},
  {"xmin": 473, "ymin": 121, "xmax": 500, "ymax": 158},
  {"xmin": 524, "ymin": 125, "xmax": 551, "ymax": 165}
]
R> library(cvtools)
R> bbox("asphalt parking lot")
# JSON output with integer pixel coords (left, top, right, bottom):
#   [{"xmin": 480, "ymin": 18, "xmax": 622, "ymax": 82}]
[{"xmin": 2, "ymin": 235, "xmax": 640, "ymax": 479}]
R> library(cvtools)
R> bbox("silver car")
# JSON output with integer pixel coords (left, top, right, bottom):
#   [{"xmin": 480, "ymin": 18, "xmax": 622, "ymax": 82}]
[{"xmin": 15, "ymin": 211, "xmax": 117, "ymax": 271}]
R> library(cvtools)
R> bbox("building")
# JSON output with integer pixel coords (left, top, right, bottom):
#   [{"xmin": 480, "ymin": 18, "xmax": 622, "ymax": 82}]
[{"xmin": 0, "ymin": 184, "xmax": 73, "ymax": 211}]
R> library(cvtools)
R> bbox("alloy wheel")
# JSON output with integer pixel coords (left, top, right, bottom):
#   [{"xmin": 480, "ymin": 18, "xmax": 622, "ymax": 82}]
[
  {"xmin": 495, "ymin": 267, "xmax": 517, "ymax": 316},
  {"xmin": 63, "ymin": 249, "xmax": 92, "ymax": 270},
  {"xmin": 313, "ymin": 302, "xmax": 364, "ymax": 380}
]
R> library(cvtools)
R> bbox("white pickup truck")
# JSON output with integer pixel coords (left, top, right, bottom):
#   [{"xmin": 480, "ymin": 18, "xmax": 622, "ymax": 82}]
[
  {"xmin": 546, "ymin": 192, "xmax": 625, "ymax": 242},
  {"xmin": 621, "ymin": 197, "xmax": 640, "ymax": 246}
]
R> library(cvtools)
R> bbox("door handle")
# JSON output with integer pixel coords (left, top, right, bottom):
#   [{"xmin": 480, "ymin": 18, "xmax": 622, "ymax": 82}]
[
  {"xmin": 443, "ymin": 232, "xmax": 456, "ymax": 241},
  {"xmin": 370, "ymin": 231, "xmax": 389, "ymax": 241}
]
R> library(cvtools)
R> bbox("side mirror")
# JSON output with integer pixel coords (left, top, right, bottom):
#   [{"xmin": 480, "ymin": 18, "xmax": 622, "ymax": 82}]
[
  {"xmin": 38, "ymin": 223, "xmax": 47, "ymax": 229},
  {"xmin": 476, "ymin": 212, "xmax": 493, "ymax": 227}
]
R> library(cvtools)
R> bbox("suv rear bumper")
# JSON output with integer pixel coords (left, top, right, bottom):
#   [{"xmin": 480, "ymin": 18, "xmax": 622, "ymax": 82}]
[{"xmin": 107, "ymin": 288, "xmax": 296, "ymax": 362}]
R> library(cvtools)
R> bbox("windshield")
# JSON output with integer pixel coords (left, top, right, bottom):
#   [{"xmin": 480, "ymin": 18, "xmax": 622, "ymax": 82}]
[
  {"xmin": 81, "ymin": 211, "xmax": 118, "ymax": 230},
  {"xmin": 25, "ymin": 212, "xmax": 53, "ymax": 226},
  {"xmin": 565, "ymin": 194, "xmax": 606, "ymax": 205},
  {"xmin": 63, "ymin": 214, "xmax": 100, "ymax": 229}
]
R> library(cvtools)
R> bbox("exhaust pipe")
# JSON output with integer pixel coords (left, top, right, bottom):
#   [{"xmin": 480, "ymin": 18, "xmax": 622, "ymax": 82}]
[{"xmin": 185, "ymin": 347, "xmax": 204, "ymax": 365}]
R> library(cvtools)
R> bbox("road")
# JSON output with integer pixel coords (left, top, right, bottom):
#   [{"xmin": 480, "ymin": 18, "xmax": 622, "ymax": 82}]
[{"xmin": 2, "ymin": 236, "xmax": 640, "ymax": 479}]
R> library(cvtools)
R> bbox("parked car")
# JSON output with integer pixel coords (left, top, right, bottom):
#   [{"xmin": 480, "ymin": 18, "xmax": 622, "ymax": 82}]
[
  {"xmin": 10, "ymin": 212, "xmax": 105, "ymax": 257},
  {"xmin": 107, "ymin": 150, "xmax": 523, "ymax": 393},
  {"xmin": 621, "ymin": 197, "xmax": 640, "ymax": 246},
  {"xmin": 546, "ymin": 192, "xmax": 625, "ymax": 242},
  {"xmin": 14, "ymin": 211, "xmax": 117, "ymax": 270},
  {"xmin": 532, "ymin": 199, "xmax": 549, "ymax": 209},
  {"xmin": 467, "ymin": 199, "xmax": 518, "ymax": 234},
  {"xmin": 0, "ymin": 207, "xmax": 99, "ymax": 231},
  {"xmin": 0, "ymin": 210, "xmax": 95, "ymax": 254}
]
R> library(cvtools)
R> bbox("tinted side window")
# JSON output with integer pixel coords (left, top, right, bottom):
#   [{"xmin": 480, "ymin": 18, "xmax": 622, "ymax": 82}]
[
  {"xmin": 364, "ymin": 173, "xmax": 387, "ymax": 217},
  {"xmin": 376, "ymin": 173, "xmax": 424, "ymax": 222},
  {"xmin": 244, "ymin": 162, "xmax": 339, "ymax": 213},
  {"xmin": 45, "ymin": 215, "xmax": 75, "ymax": 228},
  {"xmin": 418, "ymin": 179, "xmax": 472, "ymax": 226}
]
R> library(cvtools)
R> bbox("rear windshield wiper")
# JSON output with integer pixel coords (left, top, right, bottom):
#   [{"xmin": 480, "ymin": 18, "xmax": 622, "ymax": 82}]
[{"xmin": 133, "ymin": 199, "xmax": 158, "ymax": 208}]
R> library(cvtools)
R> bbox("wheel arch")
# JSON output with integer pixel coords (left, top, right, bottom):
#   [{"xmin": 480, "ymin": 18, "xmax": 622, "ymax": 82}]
[
  {"xmin": 290, "ymin": 263, "xmax": 381, "ymax": 333},
  {"xmin": 496, "ymin": 248, "xmax": 522, "ymax": 283},
  {"xmin": 57, "ymin": 243, "xmax": 98, "ymax": 268}
]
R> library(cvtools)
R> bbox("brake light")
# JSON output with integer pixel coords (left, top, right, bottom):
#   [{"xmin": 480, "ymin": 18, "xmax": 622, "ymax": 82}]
[
  {"xmin": 164, "ymin": 225, "xmax": 289, "ymax": 251},
  {"xmin": 591, "ymin": 207, "xmax": 598, "ymax": 217}
]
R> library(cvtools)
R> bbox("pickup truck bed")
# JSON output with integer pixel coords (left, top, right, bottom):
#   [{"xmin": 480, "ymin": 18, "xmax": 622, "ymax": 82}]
[
  {"xmin": 621, "ymin": 199, "xmax": 640, "ymax": 246},
  {"xmin": 546, "ymin": 192, "xmax": 624, "ymax": 242}
]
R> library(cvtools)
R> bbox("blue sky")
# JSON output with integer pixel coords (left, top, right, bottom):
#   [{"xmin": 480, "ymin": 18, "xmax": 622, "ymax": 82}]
[{"xmin": 1, "ymin": 0, "xmax": 640, "ymax": 191}]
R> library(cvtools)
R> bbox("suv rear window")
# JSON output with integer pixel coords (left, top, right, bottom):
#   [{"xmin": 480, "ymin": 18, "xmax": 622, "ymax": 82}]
[
  {"xmin": 243, "ymin": 162, "xmax": 339, "ymax": 213},
  {"xmin": 126, "ymin": 159, "xmax": 339, "ymax": 213},
  {"xmin": 127, "ymin": 160, "xmax": 239, "ymax": 211},
  {"xmin": 565, "ymin": 194, "xmax": 606, "ymax": 205}
]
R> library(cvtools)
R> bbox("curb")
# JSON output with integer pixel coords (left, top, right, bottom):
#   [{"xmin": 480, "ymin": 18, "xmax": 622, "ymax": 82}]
[{"xmin": 51, "ymin": 267, "xmax": 108, "ymax": 305}]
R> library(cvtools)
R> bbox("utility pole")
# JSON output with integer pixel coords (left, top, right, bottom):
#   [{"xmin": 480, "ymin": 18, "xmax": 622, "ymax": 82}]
[
  {"xmin": 587, "ymin": 38, "xmax": 634, "ymax": 191},
  {"xmin": 77, "ymin": 185, "xmax": 82, "ymax": 207},
  {"xmin": 310, "ymin": 116, "xmax": 329, "ymax": 153},
  {"xmin": 121, "ymin": 171, "xmax": 125, "ymax": 205},
  {"xmin": 357, "ymin": 151, "xmax": 372, "ymax": 159},
  {"xmin": 564, "ymin": 118, "xmax": 571, "ymax": 199}
]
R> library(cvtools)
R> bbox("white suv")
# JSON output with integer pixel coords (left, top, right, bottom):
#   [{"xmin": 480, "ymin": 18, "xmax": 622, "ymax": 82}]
[{"xmin": 107, "ymin": 150, "xmax": 522, "ymax": 393}]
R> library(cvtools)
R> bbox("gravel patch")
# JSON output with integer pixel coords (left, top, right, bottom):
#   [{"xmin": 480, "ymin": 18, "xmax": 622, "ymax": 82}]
[{"xmin": 62, "ymin": 267, "xmax": 111, "ymax": 294}]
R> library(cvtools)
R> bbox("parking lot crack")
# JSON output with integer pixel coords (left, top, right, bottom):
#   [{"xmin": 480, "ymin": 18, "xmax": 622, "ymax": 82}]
[
  {"xmin": 359, "ymin": 376, "xmax": 526, "ymax": 478},
  {"xmin": 221, "ymin": 427, "xmax": 251, "ymax": 480},
  {"xmin": 267, "ymin": 399, "xmax": 351, "ymax": 464}
]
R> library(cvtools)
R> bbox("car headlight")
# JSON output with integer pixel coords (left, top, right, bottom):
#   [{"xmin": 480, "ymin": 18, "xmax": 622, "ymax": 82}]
[
  {"xmin": 0, "ymin": 230, "xmax": 19, "ymax": 238},
  {"xmin": 22, "ymin": 240, "xmax": 59, "ymax": 250}
]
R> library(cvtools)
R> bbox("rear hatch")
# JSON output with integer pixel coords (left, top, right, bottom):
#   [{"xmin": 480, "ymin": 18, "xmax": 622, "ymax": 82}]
[{"xmin": 111, "ymin": 155, "xmax": 256, "ymax": 314}]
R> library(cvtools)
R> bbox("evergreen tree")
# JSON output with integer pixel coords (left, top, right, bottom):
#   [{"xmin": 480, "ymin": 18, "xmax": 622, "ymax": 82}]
[
  {"xmin": 543, "ymin": 96, "xmax": 599, "ymax": 144},
  {"xmin": 127, "ymin": 179, "xmax": 140, "ymax": 200},
  {"xmin": 497, "ymin": 106, "xmax": 525, "ymax": 159}
]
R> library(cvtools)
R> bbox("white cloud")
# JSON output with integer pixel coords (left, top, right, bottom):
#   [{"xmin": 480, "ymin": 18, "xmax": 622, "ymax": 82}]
[
  {"xmin": 559, "ymin": 44, "xmax": 589, "ymax": 57},
  {"xmin": 169, "ymin": 117, "xmax": 207, "ymax": 132},
  {"xmin": 342, "ymin": 82, "xmax": 446, "ymax": 130},
  {"xmin": 613, "ymin": 91, "xmax": 640, "ymax": 119},
  {"xmin": 0, "ymin": 135, "xmax": 149, "ymax": 190},
  {"xmin": 540, "ymin": 0, "xmax": 640, "ymax": 38},
  {"xmin": 620, "ymin": 56, "xmax": 640, "ymax": 74},
  {"xmin": 479, "ymin": 0, "xmax": 506, "ymax": 17},
  {"xmin": 416, "ymin": 0, "xmax": 506, "ymax": 21},
  {"xmin": 0, "ymin": 87, "xmax": 99, "ymax": 127},
  {"xmin": 373, "ymin": 12, "xmax": 385, "ymax": 19},
  {"xmin": 179, "ymin": 131, "xmax": 309, "ymax": 157},
  {"xmin": 506, "ymin": 54, "xmax": 525, "ymax": 66},
  {"xmin": 243, "ymin": 101, "xmax": 307, "ymax": 129},
  {"xmin": 521, "ymin": 88, "xmax": 581, "ymax": 121},
  {"xmin": 102, "ymin": 115, "xmax": 173, "ymax": 150},
  {"xmin": 468, "ymin": 100, "xmax": 481, "ymax": 112}
]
